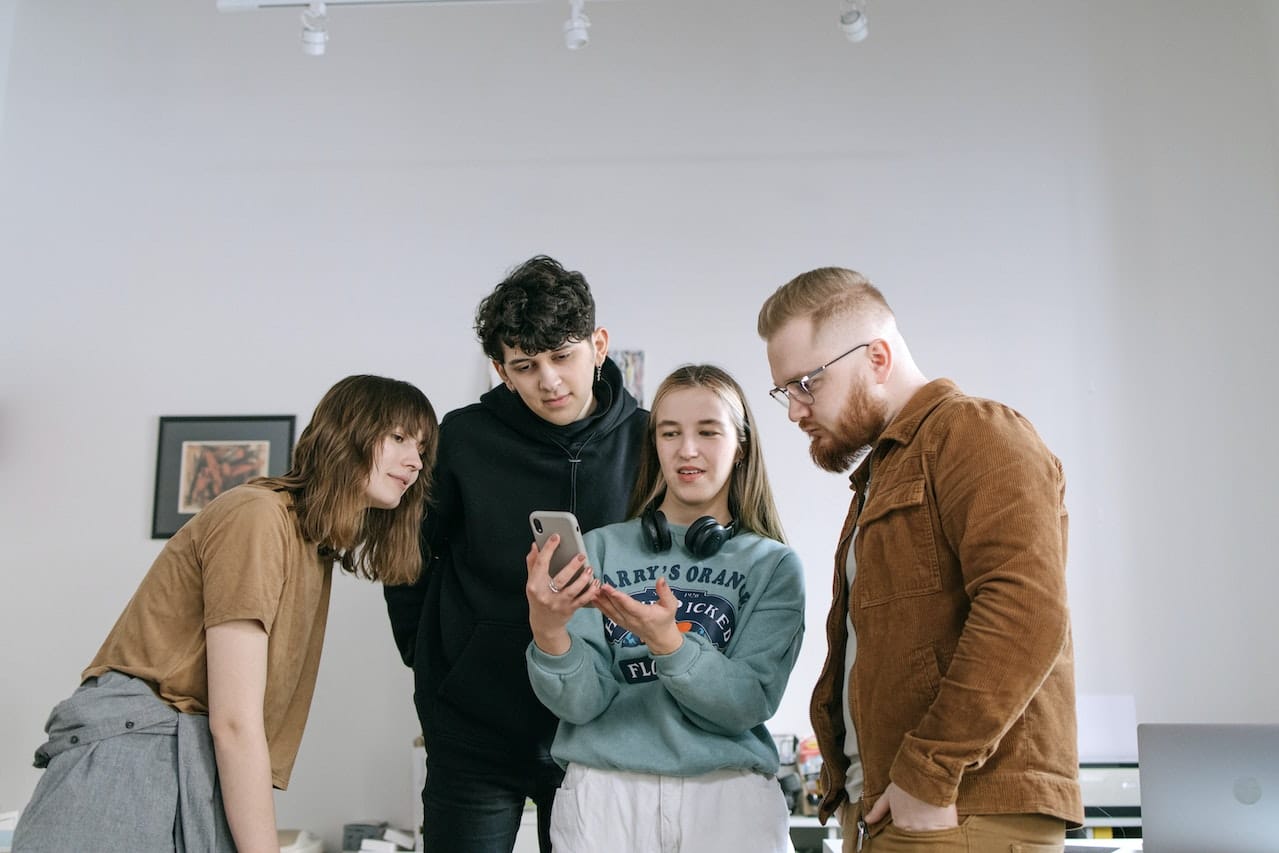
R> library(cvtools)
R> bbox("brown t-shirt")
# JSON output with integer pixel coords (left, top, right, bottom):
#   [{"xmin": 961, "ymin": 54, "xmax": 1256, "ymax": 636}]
[{"xmin": 84, "ymin": 484, "xmax": 333, "ymax": 789}]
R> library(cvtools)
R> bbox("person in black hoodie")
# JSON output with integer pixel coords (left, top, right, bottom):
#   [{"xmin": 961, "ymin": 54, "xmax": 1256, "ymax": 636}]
[{"xmin": 385, "ymin": 256, "xmax": 648, "ymax": 853}]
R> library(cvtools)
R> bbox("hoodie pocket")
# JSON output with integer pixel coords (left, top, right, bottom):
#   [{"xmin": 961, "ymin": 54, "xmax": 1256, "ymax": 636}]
[{"xmin": 437, "ymin": 621, "xmax": 548, "ymax": 740}]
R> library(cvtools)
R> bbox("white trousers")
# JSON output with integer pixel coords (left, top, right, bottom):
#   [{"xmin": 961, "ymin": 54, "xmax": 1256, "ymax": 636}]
[{"xmin": 550, "ymin": 763, "xmax": 792, "ymax": 853}]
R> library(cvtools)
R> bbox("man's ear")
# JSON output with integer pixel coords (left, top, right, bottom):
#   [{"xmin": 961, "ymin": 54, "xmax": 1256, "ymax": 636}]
[
  {"xmin": 592, "ymin": 327, "xmax": 610, "ymax": 363},
  {"xmin": 867, "ymin": 338, "xmax": 893, "ymax": 384},
  {"xmin": 493, "ymin": 360, "xmax": 513, "ymax": 390}
]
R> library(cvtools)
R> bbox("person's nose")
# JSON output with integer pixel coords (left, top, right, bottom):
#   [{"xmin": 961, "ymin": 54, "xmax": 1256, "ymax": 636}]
[
  {"xmin": 405, "ymin": 449, "xmax": 422, "ymax": 471},
  {"xmin": 787, "ymin": 395, "xmax": 810, "ymax": 423},
  {"xmin": 537, "ymin": 364, "xmax": 561, "ymax": 391}
]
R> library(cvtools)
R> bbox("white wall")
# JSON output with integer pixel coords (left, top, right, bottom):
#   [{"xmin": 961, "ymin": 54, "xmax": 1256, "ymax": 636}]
[
  {"xmin": 0, "ymin": 0, "xmax": 17, "ymax": 148},
  {"xmin": 2, "ymin": 0, "xmax": 1277, "ymax": 848}
]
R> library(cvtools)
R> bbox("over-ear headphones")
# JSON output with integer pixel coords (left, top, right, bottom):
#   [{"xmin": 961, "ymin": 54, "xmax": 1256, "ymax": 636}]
[{"xmin": 640, "ymin": 501, "xmax": 736, "ymax": 559}]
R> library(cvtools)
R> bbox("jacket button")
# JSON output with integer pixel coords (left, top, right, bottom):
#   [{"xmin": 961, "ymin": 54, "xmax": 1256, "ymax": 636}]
[
  {"xmin": 125, "ymin": 721, "xmax": 135, "ymax": 729},
  {"xmin": 69, "ymin": 735, "xmax": 79, "ymax": 744}
]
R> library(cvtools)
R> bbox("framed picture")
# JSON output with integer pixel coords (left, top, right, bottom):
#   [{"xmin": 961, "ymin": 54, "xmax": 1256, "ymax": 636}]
[
  {"xmin": 151, "ymin": 415, "xmax": 296, "ymax": 539},
  {"xmin": 611, "ymin": 349, "xmax": 645, "ymax": 407}
]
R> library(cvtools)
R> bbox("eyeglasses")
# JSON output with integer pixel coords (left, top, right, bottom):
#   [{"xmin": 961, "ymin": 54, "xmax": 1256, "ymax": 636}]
[{"xmin": 769, "ymin": 342, "xmax": 870, "ymax": 407}]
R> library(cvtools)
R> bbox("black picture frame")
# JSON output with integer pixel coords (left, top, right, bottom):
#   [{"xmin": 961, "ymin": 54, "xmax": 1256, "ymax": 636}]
[{"xmin": 151, "ymin": 415, "xmax": 296, "ymax": 539}]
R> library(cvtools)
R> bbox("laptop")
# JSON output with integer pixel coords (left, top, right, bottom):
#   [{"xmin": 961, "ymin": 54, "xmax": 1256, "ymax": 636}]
[{"xmin": 1137, "ymin": 723, "xmax": 1279, "ymax": 853}]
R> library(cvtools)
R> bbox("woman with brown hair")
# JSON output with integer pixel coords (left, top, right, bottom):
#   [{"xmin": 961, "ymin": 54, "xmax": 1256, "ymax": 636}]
[{"xmin": 14, "ymin": 374, "xmax": 438, "ymax": 853}]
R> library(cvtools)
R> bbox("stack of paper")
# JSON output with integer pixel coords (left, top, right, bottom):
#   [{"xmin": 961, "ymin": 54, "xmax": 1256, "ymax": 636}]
[{"xmin": 358, "ymin": 826, "xmax": 416, "ymax": 852}]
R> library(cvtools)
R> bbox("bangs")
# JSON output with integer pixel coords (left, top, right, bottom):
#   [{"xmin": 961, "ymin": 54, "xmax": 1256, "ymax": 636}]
[
  {"xmin": 400, "ymin": 408, "xmax": 436, "ymax": 443},
  {"xmin": 380, "ymin": 388, "xmax": 437, "ymax": 443}
]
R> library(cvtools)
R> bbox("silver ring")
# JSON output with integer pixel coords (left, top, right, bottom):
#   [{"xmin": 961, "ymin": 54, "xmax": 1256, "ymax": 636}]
[{"xmin": 547, "ymin": 577, "xmax": 561, "ymax": 594}]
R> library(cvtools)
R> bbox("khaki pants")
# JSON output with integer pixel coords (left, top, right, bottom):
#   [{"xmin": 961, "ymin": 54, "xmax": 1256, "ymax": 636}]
[{"xmin": 838, "ymin": 803, "xmax": 1065, "ymax": 853}]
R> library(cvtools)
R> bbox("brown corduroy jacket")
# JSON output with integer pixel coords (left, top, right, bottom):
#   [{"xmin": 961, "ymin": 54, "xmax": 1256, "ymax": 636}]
[{"xmin": 811, "ymin": 379, "xmax": 1083, "ymax": 826}]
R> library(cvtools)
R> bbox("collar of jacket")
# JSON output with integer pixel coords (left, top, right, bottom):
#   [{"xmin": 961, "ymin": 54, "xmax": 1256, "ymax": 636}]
[{"xmin": 848, "ymin": 377, "xmax": 963, "ymax": 494}]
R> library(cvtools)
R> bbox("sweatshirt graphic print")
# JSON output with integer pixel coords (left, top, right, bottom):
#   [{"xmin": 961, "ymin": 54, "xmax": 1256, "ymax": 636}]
[{"xmin": 600, "ymin": 561, "xmax": 747, "ymax": 683}]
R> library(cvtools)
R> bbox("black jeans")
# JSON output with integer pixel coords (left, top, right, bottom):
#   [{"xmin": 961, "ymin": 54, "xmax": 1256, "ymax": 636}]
[{"xmin": 421, "ymin": 751, "xmax": 563, "ymax": 853}]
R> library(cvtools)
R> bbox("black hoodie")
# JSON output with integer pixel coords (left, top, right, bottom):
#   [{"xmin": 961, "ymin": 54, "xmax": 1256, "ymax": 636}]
[{"xmin": 385, "ymin": 356, "xmax": 647, "ymax": 770}]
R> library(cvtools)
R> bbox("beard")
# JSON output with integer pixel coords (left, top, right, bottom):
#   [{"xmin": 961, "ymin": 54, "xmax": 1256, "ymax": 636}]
[{"xmin": 807, "ymin": 380, "xmax": 890, "ymax": 473}]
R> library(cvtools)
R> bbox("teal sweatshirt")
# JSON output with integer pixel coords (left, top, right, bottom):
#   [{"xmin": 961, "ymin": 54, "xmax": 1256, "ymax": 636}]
[{"xmin": 526, "ymin": 517, "xmax": 805, "ymax": 777}]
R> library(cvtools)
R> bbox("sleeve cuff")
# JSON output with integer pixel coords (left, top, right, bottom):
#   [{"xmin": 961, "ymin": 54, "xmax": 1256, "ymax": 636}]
[
  {"xmin": 889, "ymin": 747, "xmax": 961, "ymax": 807},
  {"xmin": 527, "ymin": 640, "xmax": 583, "ymax": 675},
  {"xmin": 653, "ymin": 634, "xmax": 700, "ymax": 677}
]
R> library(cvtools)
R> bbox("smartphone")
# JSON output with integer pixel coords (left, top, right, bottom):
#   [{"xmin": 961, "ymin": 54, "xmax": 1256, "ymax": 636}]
[{"xmin": 529, "ymin": 510, "xmax": 589, "ymax": 580}]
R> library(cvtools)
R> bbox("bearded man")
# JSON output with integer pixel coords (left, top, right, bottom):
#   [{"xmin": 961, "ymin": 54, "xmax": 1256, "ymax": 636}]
[{"xmin": 758, "ymin": 268, "xmax": 1082, "ymax": 853}]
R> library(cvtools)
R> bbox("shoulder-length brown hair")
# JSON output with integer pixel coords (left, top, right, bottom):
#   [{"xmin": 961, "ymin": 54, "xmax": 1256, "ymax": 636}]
[
  {"xmin": 256, "ymin": 374, "xmax": 439, "ymax": 585},
  {"xmin": 626, "ymin": 364, "xmax": 785, "ymax": 543}
]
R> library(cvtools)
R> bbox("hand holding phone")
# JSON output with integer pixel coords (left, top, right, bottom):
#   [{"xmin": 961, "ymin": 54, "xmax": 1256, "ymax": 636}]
[{"xmin": 527, "ymin": 510, "xmax": 596, "ymax": 650}]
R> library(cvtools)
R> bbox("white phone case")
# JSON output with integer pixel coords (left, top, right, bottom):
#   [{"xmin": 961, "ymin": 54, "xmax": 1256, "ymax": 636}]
[{"xmin": 529, "ymin": 510, "xmax": 589, "ymax": 579}]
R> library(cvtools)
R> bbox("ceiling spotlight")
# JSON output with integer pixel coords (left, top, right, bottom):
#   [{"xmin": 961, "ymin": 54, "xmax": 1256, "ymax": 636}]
[
  {"xmin": 839, "ymin": 0, "xmax": 868, "ymax": 43},
  {"xmin": 220, "ymin": 1, "xmax": 569, "ymax": 54},
  {"xmin": 564, "ymin": 0, "xmax": 590, "ymax": 50},
  {"xmin": 300, "ymin": 1, "xmax": 328, "ymax": 55}
]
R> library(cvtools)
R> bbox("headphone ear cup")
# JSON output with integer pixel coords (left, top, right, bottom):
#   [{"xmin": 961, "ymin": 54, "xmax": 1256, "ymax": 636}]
[
  {"xmin": 685, "ymin": 516, "xmax": 732, "ymax": 559},
  {"xmin": 641, "ymin": 505, "xmax": 672, "ymax": 552},
  {"xmin": 654, "ymin": 510, "xmax": 672, "ymax": 552}
]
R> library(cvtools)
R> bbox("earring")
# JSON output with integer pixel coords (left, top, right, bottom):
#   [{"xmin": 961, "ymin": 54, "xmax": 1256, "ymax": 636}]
[{"xmin": 595, "ymin": 362, "xmax": 602, "ymax": 384}]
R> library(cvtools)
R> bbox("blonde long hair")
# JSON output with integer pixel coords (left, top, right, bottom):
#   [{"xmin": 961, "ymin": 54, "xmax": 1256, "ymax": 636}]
[
  {"xmin": 626, "ymin": 364, "xmax": 785, "ymax": 543},
  {"xmin": 256, "ymin": 374, "xmax": 439, "ymax": 585}
]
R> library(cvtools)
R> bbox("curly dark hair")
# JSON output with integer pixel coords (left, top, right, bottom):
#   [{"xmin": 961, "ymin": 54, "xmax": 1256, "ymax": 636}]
[{"xmin": 475, "ymin": 255, "xmax": 597, "ymax": 361}]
